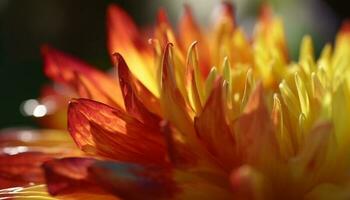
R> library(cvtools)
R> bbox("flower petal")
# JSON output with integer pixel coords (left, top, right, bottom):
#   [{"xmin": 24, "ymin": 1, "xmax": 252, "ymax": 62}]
[
  {"xmin": 235, "ymin": 83, "xmax": 279, "ymax": 165},
  {"xmin": 179, "ymin": 5, "xmax": 211, "ymax": 76},
  {"xmin": 42, "ymin": 45, "xmax": 124, "ymax": 109},
  {"xmin": 114, "ymin": 53, "xmax": 161, "ymax": 126},
  {"xmin": 194, "ymin": 78, "xmax": 239, "ymax": 171},
  {"xmin": 230, "ymin": 165, "xmax": 268, "ymax": 200},
  {"xmin": 160, "ymin": 43, "xmax": 195, "ymax": 136},
  {"xmin": 43, "ymin": 157, "xmax": 175, "ymax": 199},
  {"xmin": 0, "ymin": 152, "xmax": 55, "ymax": 189},
  {"xmin": 43, "ymin": 157, "xmax": 116, "ymax": 199},
  {"xmin": 68, "ymin": 98, "xmax": 168, "ymax": 165},
  {"xmin": 89, "ymin": 160, "xmax": 177, "ymax": 199},
  {"xmin": 107, "ymin": 5, "xmax": 158, "ymax": 96}
]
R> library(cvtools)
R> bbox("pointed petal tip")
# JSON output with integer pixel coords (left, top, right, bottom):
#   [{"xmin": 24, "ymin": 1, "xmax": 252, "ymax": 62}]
[
  {"xmin": 107, "ymin": 4, "xmax": 126, "ymax": 17},
  {"xmin": 157, "ymin": 8, "xmax": 170, "ymax": 24},
  {"xmin": 40, "ymin": 44, "xmax": 51, "ymax": 55},
  {"xmin": 165, "ymin": 42, "xmax": 174, "ymax": 49},
  {"xmin": 340, "ymin": 20, "xmax": 350, "ymax": 34},
  {"xmin": 189, "ymin": 41, "xmax": 199, "ymax": 48},
  {"xmin": 259, "ymin": 3, "xmax": 273, "ymax": 19},
  {"xmin": 112, "ymin": 52, "xmax": 125, "ymax": 66},
  {"xmin": 218, "ymin": 1, "xmax": 235, "ymax": 19}
]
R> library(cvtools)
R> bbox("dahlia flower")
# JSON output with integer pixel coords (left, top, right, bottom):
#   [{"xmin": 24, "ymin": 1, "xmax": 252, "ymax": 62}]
[{"xmin": 1, "ymin": 3, "xmax": 350, "ymax": 200}]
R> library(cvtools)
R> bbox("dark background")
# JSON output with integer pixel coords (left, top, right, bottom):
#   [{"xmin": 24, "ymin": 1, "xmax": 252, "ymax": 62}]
[{"xmin": 0, "ymin": 0, "xmax": 348, "ymax": 128}]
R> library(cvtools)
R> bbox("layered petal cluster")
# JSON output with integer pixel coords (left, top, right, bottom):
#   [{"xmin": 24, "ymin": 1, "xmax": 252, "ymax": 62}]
[{"xmin": 2, "ymin": 3, "xmax": 350, "ymax": 200}]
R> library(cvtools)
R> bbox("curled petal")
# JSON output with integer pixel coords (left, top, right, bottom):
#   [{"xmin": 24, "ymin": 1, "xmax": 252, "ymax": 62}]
[
  {"xmin": 68, "ymin": 98, "xmax": 168, "ymax": 165},
  {"xmin": 160, "ymin": 44, "xmax": 195, "ymax": 135}
]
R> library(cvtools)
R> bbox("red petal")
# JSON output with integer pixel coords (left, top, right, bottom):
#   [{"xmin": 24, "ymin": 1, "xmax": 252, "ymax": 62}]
[
  {"xmin": 179, "ymin": 5, "xmax": 211, "ymax": 76},
  {"xmin": 230, "ymin": 165, "xmax": 267, "ymax": 200},
  {"xmin": 68, "ymin": 98, "xmax": 168, "ymax": 165},
  {"xmin": 43, "ymin": 158, "xmax": 176, "ymax": 199},
  {"xmin": 42, "ymin": 45, "xmax": 124, "ymax": 108},
  {"xmin": 195, "ymin": 78, "xmax": 239, "ymax": 171},
  {"xmin": 154, "ymin": 9, "xmax": 178, "ymax": 47},
  {"xmin": 43, "ymin": 157, "xmax": 112, "ymax": 197},
  {"xmin": 0, "ymin": 152, "xmax": 54, "ymax": 189}
]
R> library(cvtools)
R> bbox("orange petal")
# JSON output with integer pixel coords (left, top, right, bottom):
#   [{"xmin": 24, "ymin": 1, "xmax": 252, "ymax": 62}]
[
  {"xmin": 210, "ymin": 2, "xmax": 236, "ymax": 68},
  {"xmin": 107, "ymin": 4, "xmax": 150, "ymax": 56},
  {"xmin": 194, "ymin": 78, "xmax": 239, "ymax": 171},
  {"xmin": 114, "ymin": 53, "xmax": 161, "ymax": 127},
  {"xmin": 179, "ymin": 5, "xmax": 211, "ymax": 75},
  {"xmin": 154, "ymin": 8, "xmax": 178, "ymax": 47},
  {"xmin": 254, "ymin": 4, "xmax": 288, "ymax": 61},
  {"xmin": 235, "ymin": 83, "xmax": 279, "ymax": 165},
  {"xmin": 42, "ymin": 45, "xmax": 124, "ymax": 109},
  {"xmin": 68, "ymin": 98, "xmax": 168, "ymax": 165},
  {"xmin": 107, "ymin": 5, "xmax": 158, "ymax": 96},
  {"xmin": 160, "ymin": 121, "xmax": 198, "ymax": 168}
]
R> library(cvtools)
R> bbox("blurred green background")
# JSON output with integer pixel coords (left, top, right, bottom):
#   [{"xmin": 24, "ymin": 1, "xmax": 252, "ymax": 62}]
[{"xmin": 0, "ymin": 0, "xmax": 348, "ymax": 129}]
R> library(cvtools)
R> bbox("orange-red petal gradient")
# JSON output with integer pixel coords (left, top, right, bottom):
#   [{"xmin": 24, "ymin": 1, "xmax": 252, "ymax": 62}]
[
  {"xmin": 43, "ymin": 157, "xmax": 118, "ymax": 199},
  {"xmin": 42, "ymin": 46, "xmax": 124, "ymax": 109},
  {"xmin": 0, "ymin": 152, "xmax": 55, "ymax": 189},
  {"xmin": 67, "ymin": 98, "xmax": 169, "ymax": 165},
  {"xmin": 195, "ymin": 79, "xmax": 239, "ymax": 171},
  {"xmin": 114, "ymin": 53, "xmax": 161, "ymax": 127},
  {"xmin": 107, "ymin": 5, "xmax": 157, "ymax": 96},
  {"xmin": 179, "ymin": 5, "xmax": 211, "ymax": 76},
  {"xmin": 235, "ymin": 83, "xmax": 279, "ymax": 166}
]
